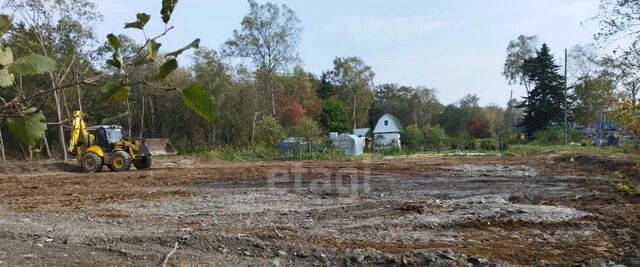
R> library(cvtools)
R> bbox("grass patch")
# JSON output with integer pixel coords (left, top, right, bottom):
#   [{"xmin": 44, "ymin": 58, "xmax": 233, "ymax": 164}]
[
  {"xmin": 503, "ymin": 144, "xmax": 628, "ymax": 157},
  {"xmin": 190, "ymin": 145, "xmax": 351, "ymax": 162}
]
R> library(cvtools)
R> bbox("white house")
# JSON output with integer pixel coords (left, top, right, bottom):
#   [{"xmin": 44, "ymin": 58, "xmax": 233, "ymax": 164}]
[{"xmin": 373, "ymin": 113, "xmax": 403, "ymax": 148}]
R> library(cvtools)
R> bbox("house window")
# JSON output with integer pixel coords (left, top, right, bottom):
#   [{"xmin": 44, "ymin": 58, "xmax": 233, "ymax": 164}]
[{"xmin": 384, "ymin": 120, "xmax": 388, "ymax": 126}]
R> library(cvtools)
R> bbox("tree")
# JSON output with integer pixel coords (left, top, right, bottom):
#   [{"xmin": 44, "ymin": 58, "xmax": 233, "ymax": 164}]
[
  {"xmin": 436, "ymin": 94, "xmax": 491, "ymax": 139},
  {"xmin": 319, "ymin": 98, "xmax": 348, "ymax": 133},
  {"xmin": 602, "ymin": 51, "xmax": 640, "ymax": 113},
  {"xmin": 192, "ymin": 47, "xmax": 234, "ymax": 144},
  {"xmin": 518, "ymin": 44, "xmax": 566, "ymax": 137},
  {"xmin": 4, "ymin": 0, "xmax": 103, "ymax": 159},
  {"xmin": 568, "ymin": 44, "xmax": 601, "ymax": 84},
  {"xmin": 0, "ymin": 0, "xmax": 215, "ymax": 160},
  {"xmin": 594, "ymin": 0, "xmax": 640, "ymax": 48},
  {"xmin": 222, "ymin": 0, "xmax": 302, "ymax": 117},
  {"xmin": 316, "ymin": 71, "xmax": 336, "ymax": 100},
  {"xmin": 573, "ymin": 78, "xmax": 615, "ymax": 127},
  {"xmin": 401, "ymin": 125, "xmax": 423, "ymax": 151},
  {"xmin": 294, "ymin": 116, "xmax": 323, "ymax": 151},
  {"xmin": 255, "ymin": 115, "xmax": 285, "ymax": 146},
  {"xmin": 329, "ymin": 56, "xmax": 375, "ymax": 130},
  {"xmin": 503, "ymin": 35, "xmax": 540, "ymax": 95},
  {"xmin": 276, "ymin": 95, "xmax": 304, "ymax": 127},
  {"xmin": 423, "ymin": 125, "xmax": 448, "ymax": 154},
  {"xmin": 369, "ymin": 84, "xmax": 442, "ymax": 129},
  {"xmin": 276, "ymin": 67, "xmax": 321, "ymax": 120}
]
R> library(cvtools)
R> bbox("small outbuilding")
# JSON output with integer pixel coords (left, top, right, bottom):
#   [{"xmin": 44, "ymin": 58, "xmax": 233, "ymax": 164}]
[
  {"xmin": 373, "ymin": 113, "xmax": 403, "ymax": 148},
  {"xmin": 278, "ymin": 137, "xmax": 322, "ymax": 155},
  {"xmin": 332, "ymin": 133, "xmax": 364, "ymax": 156},
  {"xmin": 352, "ymin": 128, "xmax": 370, "ymax": 138}
]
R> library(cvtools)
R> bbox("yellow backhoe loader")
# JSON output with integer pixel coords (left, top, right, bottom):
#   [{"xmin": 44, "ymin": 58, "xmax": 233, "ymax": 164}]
[{"xmin": 67, "ymin": 110, "xmax": 176, "ymax": 173}]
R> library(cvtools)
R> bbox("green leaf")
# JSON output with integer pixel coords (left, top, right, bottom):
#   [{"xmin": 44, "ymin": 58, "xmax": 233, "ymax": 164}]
[
  {"xmin": 0, "ymin": 46, "xmax": 13, "ymax": 66},
  {"xmin": 99, "ymin": 82, "xmax": 130, "ymax": 103},
  {"xmin": 0, "ymin": 69, "xmax": 12, "ymax": 87},
  {"xmin": 182, "ymin": 83, "xmax": 215, "ymax": 122},
  {"xmin": 106, "ymin": 34, "xmax": 122, "ymax": 69},
  {"xmin": 135, "ymin": 40, "xmax": 161, "ymax": 66},
  {"xmin": 9, "ymin": 54, "xmax": 56, "ymax": 76},
  {"xmin": 161, "ymin": 0, "xmax": 179, "ymax": 23},
  {"xmin": 124, "ymin": 13, "xmax": 151, "ymax": 29},
  {"xmin": 0, "ymin": 15, "xmax": 11, "ymax": 35},
  {"xmin": 149, "ymin": 58, "xmax": 177, "ymax": 80},
  {"xmin": 165, "ymin": 38, "xmax": 200, "ymax": 58},
  {"xmin": 0, "ymin": 46, "xmax": 14, "ymax": 87},
  {"xmin": 6, "ymin": 108, "xmax": 47, "ymax": 148}
]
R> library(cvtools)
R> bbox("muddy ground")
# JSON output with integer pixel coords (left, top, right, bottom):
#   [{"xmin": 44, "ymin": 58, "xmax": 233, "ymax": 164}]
[{"xmin": 0, "ymin": 154, "xmax": 638, "ymax": 266}]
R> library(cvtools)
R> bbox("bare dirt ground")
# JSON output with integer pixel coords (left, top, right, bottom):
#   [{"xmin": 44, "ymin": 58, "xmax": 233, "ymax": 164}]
[{"xmin": 0, "ymin": 154, "xmax": 638, "ymax": 266}]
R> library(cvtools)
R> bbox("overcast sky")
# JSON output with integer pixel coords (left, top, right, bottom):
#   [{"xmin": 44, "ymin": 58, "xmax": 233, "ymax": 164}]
[{"xmin": 96, "ymin": 0, "xmax": 600, "ymax": 107}]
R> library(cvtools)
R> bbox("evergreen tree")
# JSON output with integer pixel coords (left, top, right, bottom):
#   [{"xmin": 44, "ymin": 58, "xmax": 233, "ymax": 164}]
[
  {"xmin": 319, "ymin": 98, "xmax": 348, "ymax": 132},
  {"xmin": 317, "ymin": 72, "xmax": 336, "ymax": 99},
  {"xmin": 517, "ymin": 44, "xmax": 566, "ymax": 137}
]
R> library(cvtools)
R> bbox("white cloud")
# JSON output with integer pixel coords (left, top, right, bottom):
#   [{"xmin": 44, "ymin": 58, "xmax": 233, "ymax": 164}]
[{"xmin": 323, "ymin": 15, "xmax": 457, "ymax": 40}]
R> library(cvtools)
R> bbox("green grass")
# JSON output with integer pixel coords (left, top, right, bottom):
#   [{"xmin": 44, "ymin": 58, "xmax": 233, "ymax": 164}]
[
  {"xmin": 502, "ymin": 144, "xmax": 630, "ymax": 157},
  {"xmin": 191, "ymin": 145, "xmax": 351, "ymax": 162},
  {"xmin": 188, "ymin": 143, "xmax": 640, "ymax": 162}
]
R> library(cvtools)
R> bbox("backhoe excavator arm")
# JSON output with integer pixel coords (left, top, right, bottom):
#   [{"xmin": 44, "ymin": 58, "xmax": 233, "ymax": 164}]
[{"xmin": 67, "ymin": 111, "xmax": 90, "ymax": 156}]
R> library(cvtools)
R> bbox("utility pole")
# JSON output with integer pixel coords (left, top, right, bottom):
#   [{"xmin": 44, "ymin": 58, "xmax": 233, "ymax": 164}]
[{"xmin": 564, "ymin": 48, "xmax": 569, "ymax": 145}]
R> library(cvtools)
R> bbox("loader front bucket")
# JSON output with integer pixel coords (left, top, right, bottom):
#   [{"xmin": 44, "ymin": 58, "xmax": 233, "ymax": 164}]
[{"xmin": 144, "ymin": 138, "xmax": 177, "ymax": 156}]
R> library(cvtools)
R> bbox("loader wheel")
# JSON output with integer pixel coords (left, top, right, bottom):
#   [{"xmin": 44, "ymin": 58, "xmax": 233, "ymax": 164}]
[
  {"xmin": 133, "ymin": 155, "xmax": 152, "ymax": 170},
  {"xmin": 81, "ymin": 152, "xmax": 103, "ymax": 173},
  {"xmin": 109, "ymin": 151, "xmax": 132, "ymax": 172}
]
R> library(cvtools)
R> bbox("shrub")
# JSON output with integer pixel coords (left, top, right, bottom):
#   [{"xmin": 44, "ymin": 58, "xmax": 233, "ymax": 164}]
[
  {"xmin": 378, "ymin": 142, "xmax": 402, "ymax": 156},
  {"xmin": 255, "ymin": 115, "xmax": 285, "ymax": 147},
  {"xmin": 531, "ymin": 127, "xmax": 585, "ymax": 145},
  {"xmin": 402, "ymin": 125, "xmax": 424, "ymax": 151},
  {"xmin": 580, "ymin": 139, "xmax": 592, "ymax": 147},
  {"xmin": 423, "ymin": 125, "xmax": 448, "ymax": 153},
  {"xmin": 450, "ymin": 132, "xmax": 472, "ymax": 149},
  {"xmin": 477, "ymin": 138, "xmax": 498, "ymax": 151}
]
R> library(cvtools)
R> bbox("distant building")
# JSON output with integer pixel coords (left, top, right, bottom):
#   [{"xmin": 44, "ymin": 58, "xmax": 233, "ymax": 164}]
[
  {"xmin": 352, "ymin": 128, "xmax": 372, "ymax": 151},
  {"xmin": 352, "ymin": 128, "xmax": 370, "ymax": 138},
  {"xmin": 278, "ymin": 137, "xmax": 322, "ymax": 155},
  {"xmin": 373, "ymin": 113, "xmax": 403, "ymax": 148},
  {"xmin": 332, "ymin": 133, "xmax": 364, "ymax": 156}
]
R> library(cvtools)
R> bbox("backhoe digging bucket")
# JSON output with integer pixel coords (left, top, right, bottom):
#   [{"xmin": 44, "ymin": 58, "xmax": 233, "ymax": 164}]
[{"xmin": 144, "ymin": 138, "xmax": 177, "ymax": 156}]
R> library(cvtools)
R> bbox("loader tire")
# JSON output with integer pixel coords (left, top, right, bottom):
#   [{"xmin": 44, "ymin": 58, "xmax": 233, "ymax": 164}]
[
  {"xmin": 133, "ymin": 155, "xmax": 152, "ymax": 170},
  {"xmin": 81, "ymin": 152, "xmax": 103, "ymax": 173},
  {"xmin": 109, "ymin": 151, "xmax": 132, "ymax": 172}
]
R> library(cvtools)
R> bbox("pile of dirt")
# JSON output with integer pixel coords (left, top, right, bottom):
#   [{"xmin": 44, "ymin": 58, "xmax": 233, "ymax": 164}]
[{"xmin": 556, "ymin": 154, "xmax": 639, "ymax": 178}]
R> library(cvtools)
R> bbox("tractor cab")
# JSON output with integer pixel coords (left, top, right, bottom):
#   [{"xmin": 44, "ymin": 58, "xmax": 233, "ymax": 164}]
[{"xmin": 87, "ymin": 125, "xmax": 125, "ymax": 151}]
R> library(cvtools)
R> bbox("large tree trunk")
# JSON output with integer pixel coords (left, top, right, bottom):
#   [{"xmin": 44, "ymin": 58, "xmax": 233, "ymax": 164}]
[
  {"xmin": 125, "ymin": 100, "xmax": 132, "ymax": 137},
  {"xmin": 352, "ymin": 94, "xmax": 357, "ymax": 130},
  {"xmin": 270, "ymin": 75, "xmax": 276, "ymax": 116},
  {"xmin": 43, "ymin": 132, "xmax": 52, "ymax": 159},
  {"xmin": 53, "ymin": 91, "xmax": 68, "ymax": 161},
  {"xmin": 148, "ymin": 96, "xmax": 155, "ymax": 137},
  {"xmin": 139, "ymin": 93, "xmax": 145, "ymax": 139},
  {"xmin": 76, "ymin": 74, "xmax": 83, "ymax": 113},
  {"xmin": 251, "ymin": 95, "xmax": 258, "ymax": 144}
]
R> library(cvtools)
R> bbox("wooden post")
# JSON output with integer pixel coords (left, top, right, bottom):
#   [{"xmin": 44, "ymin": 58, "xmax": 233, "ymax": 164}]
[{"xmin": 564, "ymin": 48, "xmax": 569, "ymax": 145}]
